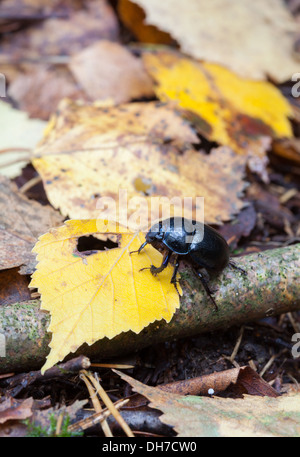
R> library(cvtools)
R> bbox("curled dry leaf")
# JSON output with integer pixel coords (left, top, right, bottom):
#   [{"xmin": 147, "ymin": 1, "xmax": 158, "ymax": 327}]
[
  {"xmin": 122, "ymin": 0, "xmax": 299, "ymax": 81},
  {"xmin": 158, "ymin": 367, "xmax": 243, "ymax": 396},
  {"xmin": 30, "ymin": 219, "xmax": 181, "ymax": 373},
  {"xmin": 158, "ymin": 366, "xmax": 279, "ymax": 397},
  {"xmin": 229, "ymin": 366, "xmax": 279, "ymax": 398},
  {"xmin": 32, "ymin": 99, "xmax": 247, "ymax": 225}
]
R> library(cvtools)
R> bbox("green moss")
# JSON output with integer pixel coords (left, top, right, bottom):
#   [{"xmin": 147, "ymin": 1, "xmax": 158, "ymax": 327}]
[
  {"xmin": 221, "ymin": 276, "xmax": 234, "ymax": 287},
  {"xmin": 24, "ymin": 414, "xmax": 83, "ymax": 437}
]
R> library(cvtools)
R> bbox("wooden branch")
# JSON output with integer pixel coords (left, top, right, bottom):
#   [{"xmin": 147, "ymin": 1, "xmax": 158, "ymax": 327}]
[
  {"xmin": 0, "ymin": 244, "xmax": 299, "ymax": 373},
  {"xmin": 3, "ymin": 355, "xmax": 90, "ymax": 396}
]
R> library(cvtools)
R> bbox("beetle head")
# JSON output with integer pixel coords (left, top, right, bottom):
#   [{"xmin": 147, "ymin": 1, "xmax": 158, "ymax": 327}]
[{"xmin": 145, "ymin": 220, "xmax": 164, "ymax": 246}]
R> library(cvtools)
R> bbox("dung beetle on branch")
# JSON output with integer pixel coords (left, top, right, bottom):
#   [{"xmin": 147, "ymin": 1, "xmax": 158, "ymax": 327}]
[{"xmin": 131, "ymin": 217, "xmax": 246, "ymax": 310}]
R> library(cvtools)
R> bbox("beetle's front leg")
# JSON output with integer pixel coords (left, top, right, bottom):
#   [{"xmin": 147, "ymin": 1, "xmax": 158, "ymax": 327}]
[
  {"xmin": 130, "ymin": 241, "xmax": 148, "ymax": 255},
  {"xmin": 140, "ymin": 250, "xmax": 172, "ymax": 276}
]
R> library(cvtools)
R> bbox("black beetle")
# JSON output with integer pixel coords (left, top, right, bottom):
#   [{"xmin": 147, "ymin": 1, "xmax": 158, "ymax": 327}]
[{"xmin": 131, "ymin": 217, "xmax": 245, "ymax": 310}]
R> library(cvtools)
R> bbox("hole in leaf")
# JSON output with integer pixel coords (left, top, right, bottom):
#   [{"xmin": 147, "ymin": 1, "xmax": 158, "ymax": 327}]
[{"xmin": 76, "ymin": 235, "xmax": 118, "ymax": 256}]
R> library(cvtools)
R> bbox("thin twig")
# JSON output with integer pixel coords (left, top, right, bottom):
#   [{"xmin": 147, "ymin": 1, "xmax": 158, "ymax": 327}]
[
  {"xmin": 0, "ymin": 147, "xmax": 31, "ymax": 154},
  {"xmin": 259, "ymin": 354, "xmax": 277, "ymax": 378},
  {"xmin": 248, "ymin": 359, "xmax": 257, "ymax": 371},
  {"xmin": 222, "ymin": 326, "xmax": 245, "ymax": 368},
  {"xmin": 19, "ymin": 175, "xmax": 42, "ymax": 194},
  {"xmin": 287, "ymin": 373, "xmax": 299, "ymax": 391},
  {"xmin": 55, "ymin": 410, "xmax": 65, "ymax": 436},
  {"xmin": 230, "ymin": 326, "xmax": 245, "ymax": 363},
  {"xmin": 0, "ymin": 156, "xmax": 31, "ymax": 169},
  {"xmin": 82, "ymin": 370, "xmax": 134, "ymax": 437},
  {"xmin": 68, "ymin": 399, "xmax": 129, "ymax": 433},
  {"xmin": 287, "ymin": 312, "xmax": 300, "ymax": 333},
  {"xmin": 222, "ymin": 355, "xmax": 240, "ymax": 369},
  {"xmin": 90, "ymin": 363, "xmax": 134, "ymax": 369},
  {"xmin": 80, "ymin": 372, "xmax": 113, "ymax": 437}
]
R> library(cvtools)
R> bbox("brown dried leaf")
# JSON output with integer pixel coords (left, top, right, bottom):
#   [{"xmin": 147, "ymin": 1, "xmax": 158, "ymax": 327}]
[
  {"xmin": 0, "ymin": 175, "xmax": 63, "ymax": 272},
  {"xmin": 69, "ymin": 41, "xmax": 154, "ymax": 104},
  {"xmin": 0, "ymin": 268, "xmax": 31, "ymax": 305},
  {"xmin": 218, "ymin": 205, "xmax": 257, "ymax": 250},
  {"xmin": 30, "ymin": 400, "xmax": 87, "ymax": 431},
  {"xmin": 9, "ymin": 66, "xmax": 88, "ymax": 120},
  {"xmin": 272, "ymin": 138, "xmax": 300, "ymax": 165},
  {"xmin": 0, "ymin": 397, "xmax": 33, "ymax": 424},
  {"xmin": 247, "ymin": 181, "xmax": 293, "ymax": 230},
  {"xmin": 158, "ymin": 367, "xmax": 241, "ymax": 396},
  {"xmin": 158, "ymin": 366, "xmax": 279, "ymax": 397},
  {"xmin": 0, "ymin": 0, "xmax": 119, "ymax": 60},
  {"xmin": 230, "ymin": 366, "xmax": 279, "ymax": 398}
]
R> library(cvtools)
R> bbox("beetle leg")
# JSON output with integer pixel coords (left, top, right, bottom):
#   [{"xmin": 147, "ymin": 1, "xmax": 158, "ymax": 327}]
[
  {"xmin": 170, "ymin": 258, "xmax": 179, "ymax": 283},
  {"xmin": 170, "ymin": 257, "xmax": 181, "ymax": 296},
  {"xmin": 129, "ymin": 241, "xmax": 148, "ymax": 255},
  {"xmin": 229, "ymin": 260, "xmax": 247, "ymax": 276},
  {"xmin": 195, "ymin": 270, "xmax": 218, "ymax": 311},
  {"xmin": 150, "ymin": 250, "xmax": 172, "ymax": 275},
  {"xmin": 140, "ymin": 249, "xmax": 171, "ymax": 275}
]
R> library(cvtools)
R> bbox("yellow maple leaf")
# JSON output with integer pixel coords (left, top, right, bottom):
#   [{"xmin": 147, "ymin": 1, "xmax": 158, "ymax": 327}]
[
  {"xmin": 30, "ymin": 219, "xmax": 181, "ymax": 373},
  {"xmin": 143, "ymin": 52, "xmax": 293, "ymax": 163}
]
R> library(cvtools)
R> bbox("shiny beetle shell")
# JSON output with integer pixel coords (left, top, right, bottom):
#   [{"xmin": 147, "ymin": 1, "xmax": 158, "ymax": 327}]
[{"xmin": 145, "ymin": 217, "xmax": 230, "ymax": 272}]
